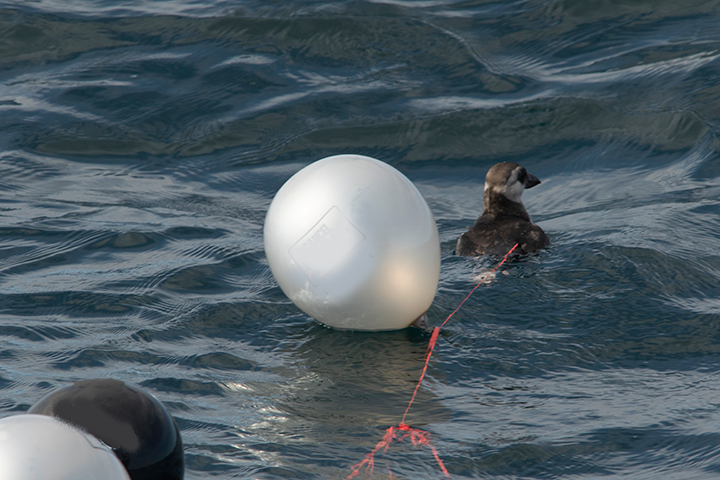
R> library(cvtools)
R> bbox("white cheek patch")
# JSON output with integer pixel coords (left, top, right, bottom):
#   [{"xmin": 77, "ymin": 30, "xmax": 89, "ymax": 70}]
[
  {"xmin": 491, "ymin": 168, "xmax": 525, "ymax": 203},
  {"xmin": 503, "ymin": 180, "xmax": 525, "ymax": 203}
]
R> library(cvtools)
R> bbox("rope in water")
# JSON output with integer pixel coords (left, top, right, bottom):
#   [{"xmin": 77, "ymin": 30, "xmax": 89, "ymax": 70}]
[{"xmin": 347, "ymin": 243, "xmax": 520, "ymax": 479}]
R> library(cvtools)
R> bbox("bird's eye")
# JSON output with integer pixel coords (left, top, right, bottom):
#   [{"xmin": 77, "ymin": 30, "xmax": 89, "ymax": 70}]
[{"xmin": 517, "ymin": 171, "xmax": 526, "ymax": 183}]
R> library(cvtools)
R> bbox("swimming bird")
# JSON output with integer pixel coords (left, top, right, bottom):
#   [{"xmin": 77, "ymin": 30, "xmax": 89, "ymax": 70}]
[{"xmin": 455, "ymin": 162, "xmax": 549, "ymax": 256}]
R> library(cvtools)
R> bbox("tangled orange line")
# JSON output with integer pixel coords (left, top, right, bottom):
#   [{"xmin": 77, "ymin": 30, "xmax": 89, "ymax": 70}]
[{"xmin": 347, "ymin": 243, "xmax": 520, "ymax": 479}]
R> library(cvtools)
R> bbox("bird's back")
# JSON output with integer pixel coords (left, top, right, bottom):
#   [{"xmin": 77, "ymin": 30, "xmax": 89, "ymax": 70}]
[{"xmin": 456, "ymin": 213, "xmax": 549, "ymax": 256}]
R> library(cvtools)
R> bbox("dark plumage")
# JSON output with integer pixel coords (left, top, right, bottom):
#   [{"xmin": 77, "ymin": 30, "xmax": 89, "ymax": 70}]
[{"xmin": 456, "ymin": 162, "xmax": 549, "ymax": 256}]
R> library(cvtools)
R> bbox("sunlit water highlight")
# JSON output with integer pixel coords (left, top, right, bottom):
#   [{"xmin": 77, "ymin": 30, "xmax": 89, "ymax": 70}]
[{"xmin": 1, "ymin": 0, "xmax": 720, "ymax": 478}]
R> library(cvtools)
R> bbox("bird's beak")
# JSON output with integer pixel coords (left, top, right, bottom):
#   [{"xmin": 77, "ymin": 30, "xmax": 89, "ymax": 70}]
[{"xmin": 525, "ymin": 173, "xmax": 541, "ymax": 189}]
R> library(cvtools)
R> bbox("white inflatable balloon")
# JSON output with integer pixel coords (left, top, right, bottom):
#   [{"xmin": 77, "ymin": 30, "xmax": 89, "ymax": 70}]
[
  {"xmin": 264, "ymin": 154, "xmax": 440, "ymax": 331},
  {"xmin": 0, "ymin": 414, "xmax": 131, "ymax": 480}
]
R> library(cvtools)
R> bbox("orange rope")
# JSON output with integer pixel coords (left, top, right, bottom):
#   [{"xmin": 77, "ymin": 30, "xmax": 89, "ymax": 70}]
[{"xmin": 347, "ymin": 244, "xmax": 519, "ymax": 479}]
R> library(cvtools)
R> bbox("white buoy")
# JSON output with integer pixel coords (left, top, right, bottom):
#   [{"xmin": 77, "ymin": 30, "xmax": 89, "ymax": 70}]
[
  {"xmin": 264, "ymin": 154, "xmax": 440, "ymax": 331},
  {"xmin": 0, "ymin": 414, "xmax": 131, "ymax": 480}
]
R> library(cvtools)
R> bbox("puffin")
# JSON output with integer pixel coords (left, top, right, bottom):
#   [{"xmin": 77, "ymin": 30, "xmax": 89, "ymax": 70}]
[{"xmin": 455, "ymin": 162, "xmax": 549, "ymax": 256}]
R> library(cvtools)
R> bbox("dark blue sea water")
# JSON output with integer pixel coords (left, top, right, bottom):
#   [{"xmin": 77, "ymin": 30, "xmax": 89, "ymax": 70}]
[{"xmin": 2, "ymin": 0, "xmax": 720, "ymax": 478}]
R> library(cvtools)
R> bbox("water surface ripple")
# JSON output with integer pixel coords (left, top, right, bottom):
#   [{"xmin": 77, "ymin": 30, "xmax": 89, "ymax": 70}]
[{"xmin": 1, "ymin": 0, "xmax": 720, "ymax": 478}]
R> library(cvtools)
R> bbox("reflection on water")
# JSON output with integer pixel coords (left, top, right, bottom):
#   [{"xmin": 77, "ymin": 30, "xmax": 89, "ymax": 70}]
[{"xmin": 1, "ymin": 0, "xmax": 720, "ymax": 478}]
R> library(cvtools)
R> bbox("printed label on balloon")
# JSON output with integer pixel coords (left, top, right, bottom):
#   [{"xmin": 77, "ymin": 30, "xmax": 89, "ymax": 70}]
[{"xmin": 290, "ymin": 206, "xmax": 366, "ymax": 289}]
